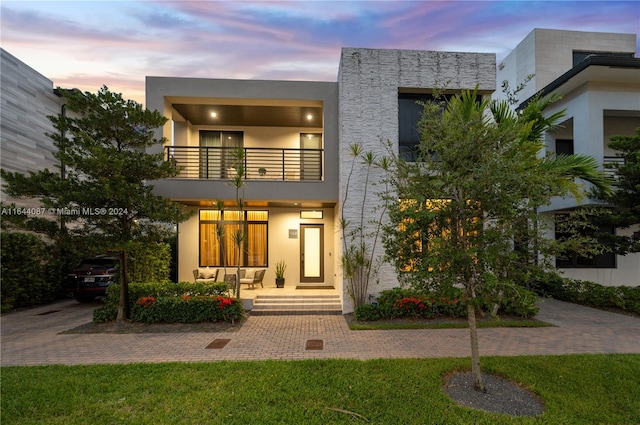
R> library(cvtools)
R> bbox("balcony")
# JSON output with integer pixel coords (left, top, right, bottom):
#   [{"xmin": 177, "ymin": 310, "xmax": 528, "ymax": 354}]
[
  {"xmin": 165, "ymin": 146, "xmax": 323, "ymax": 181},
  {"xmin": 603, "ymin": 156, "xmax": 624, "ymax": 179}
]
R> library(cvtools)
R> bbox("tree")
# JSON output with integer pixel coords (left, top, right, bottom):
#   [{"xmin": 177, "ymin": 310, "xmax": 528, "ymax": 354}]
[
  {"xmin": 1, "ymin": 86, "xmax": 191, "ymax": 319},
  {"xmin": 380, "ymin": 89, "xmax": 611, "ymax": 391},
  {"xmin": 592, "ymin": 128, "xmax": 640, "ymax": 254}
]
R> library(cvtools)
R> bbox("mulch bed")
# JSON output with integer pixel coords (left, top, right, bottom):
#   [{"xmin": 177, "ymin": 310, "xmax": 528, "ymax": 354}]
[{"xmin": 444, "ymin": 371, "xmax": 545, "ymax": 417}]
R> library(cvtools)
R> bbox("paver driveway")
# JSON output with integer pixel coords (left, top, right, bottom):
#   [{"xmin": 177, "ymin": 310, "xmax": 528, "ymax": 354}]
[{"xmin": 1, "ymin": 298, "xmax": 639, "ymax": 366}]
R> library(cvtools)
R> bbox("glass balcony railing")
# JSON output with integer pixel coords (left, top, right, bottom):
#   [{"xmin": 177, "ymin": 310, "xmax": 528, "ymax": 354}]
[{"xmin": 165, "ymin": 146, "xmax": 323, "ymax": 181}]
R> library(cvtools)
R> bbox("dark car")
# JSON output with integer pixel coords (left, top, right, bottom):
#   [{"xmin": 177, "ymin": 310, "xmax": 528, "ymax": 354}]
[{"xmin": 65, "ymin": 256, "xmax": 119, "ymax": 302}]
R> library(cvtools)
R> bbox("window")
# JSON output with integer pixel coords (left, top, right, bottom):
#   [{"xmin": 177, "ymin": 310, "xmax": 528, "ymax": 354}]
[
  {"xmin": 555, "ymin": 215, "xmax": 616, "ymax": 268},
  {"xmin": 199, "ymin": 210, "xmax": 268, "ymax": 267},
  {"xmin": 398, "ymin": 93, "xmax": 438, "ymax": 162},
  {"xmin": 555, "ymin": 139, "xmax": 574, "ymax": 155},
  {"xmin": 398, "ymin": 92, "xmax": 474, "ymax": 162}
]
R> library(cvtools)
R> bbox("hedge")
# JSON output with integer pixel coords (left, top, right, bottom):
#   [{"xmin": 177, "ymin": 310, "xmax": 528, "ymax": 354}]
[
  {"xmin": 1, "ymin": 232, "xmax": 57, "ymax": 312},
  {"xmin": 131, "ymin": 295, "xmax": 243, "ymax": 323},
  {"xmin": 354, "ymin": 285, "xmax": 539, "ymax": 321},
  {"xmin": 533, "ymin": 273, "xmax": 640, "ymax": 314},
  {"xmin": 93, "ymin": 281, "xmax": 241, "ymax": 323}
]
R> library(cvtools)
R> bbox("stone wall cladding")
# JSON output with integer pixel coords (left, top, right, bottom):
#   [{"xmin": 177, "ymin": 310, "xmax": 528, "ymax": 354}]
[
  {"xmin": 338, "ymin": 48, "xmax": 496, "ymax": 312},
  {"xmin": 0, "ymin": 49, "xmax": 61, "ymax": 207}
]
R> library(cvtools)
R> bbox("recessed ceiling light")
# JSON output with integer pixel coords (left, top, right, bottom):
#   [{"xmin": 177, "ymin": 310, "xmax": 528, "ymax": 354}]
[
  {"xmin": 306, "ymin": 114, "xmax": 313, "ymax": 120},
  {"xmin": 211, "ymin": 112, "xmax": 217, "ymax": 118}
]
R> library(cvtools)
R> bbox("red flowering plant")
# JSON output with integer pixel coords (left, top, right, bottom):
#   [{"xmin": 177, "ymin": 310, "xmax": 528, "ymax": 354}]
[
  {"xmin": 432, "ymin": 296, "xmax": 466, "ymax": 317},
  {"xmin": 216, "ymin": 296, "xmax": 234, "ymax": 309},
  {"xmin": 136, "ymin": 296, "xmax": 156, "ymax": 309},
  {"xmin": 393, "ymin": 296, "xmax": 435, "ymax": 319}
]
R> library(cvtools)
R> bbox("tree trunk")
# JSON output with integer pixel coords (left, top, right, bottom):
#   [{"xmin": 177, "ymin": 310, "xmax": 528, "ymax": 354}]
[
  {"xmin": 467, "ymin": 301, "xmax": 484, "ymax": 392},
  {"xmin": 116, "ymin": 251, "xmax": 129, "ymax": 321},
  {"xmin": 235, "ymin": 243, "xmax": 242, "ymax": 299}
]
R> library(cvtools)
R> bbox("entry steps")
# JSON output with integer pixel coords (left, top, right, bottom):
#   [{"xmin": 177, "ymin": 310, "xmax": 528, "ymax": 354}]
[{"xmin": 251, "ymin": 294, "xmax": 342, "ymax": 315}]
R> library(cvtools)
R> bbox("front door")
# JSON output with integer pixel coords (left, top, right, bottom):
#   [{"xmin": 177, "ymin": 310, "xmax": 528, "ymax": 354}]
[{"xmin": 300, "ymin": 224, "xmax": 324, "ymax": 283}]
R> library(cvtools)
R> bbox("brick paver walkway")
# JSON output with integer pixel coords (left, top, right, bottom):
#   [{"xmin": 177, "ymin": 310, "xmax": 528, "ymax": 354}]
[{"xmin": 2, "ymin": 298, "xmax": 639, "ymax": 366}]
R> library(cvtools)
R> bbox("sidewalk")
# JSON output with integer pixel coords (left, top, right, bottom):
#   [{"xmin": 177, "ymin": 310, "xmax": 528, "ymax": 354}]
[{"xmin": 2, "ymin": 298, "xmax": 639, "ymax": 366}]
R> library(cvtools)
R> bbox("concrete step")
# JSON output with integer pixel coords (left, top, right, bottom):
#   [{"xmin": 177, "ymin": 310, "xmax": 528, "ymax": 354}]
[{"xmin": 251, "ymin": 294, "xmax": 342, "ymax": 315}]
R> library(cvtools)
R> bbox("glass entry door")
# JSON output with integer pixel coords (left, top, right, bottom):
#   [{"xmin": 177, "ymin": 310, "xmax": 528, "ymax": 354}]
[
  {"xmin": 200, "ymin": 131, "xmax": 243, "ymax": 179},
  {"xmin": 300, "ymin": 133, "xmax": 322, "ymax": 180},
  {"xmin": 300, "ymin": 224, "xmax": 324, "ymax": 283}
]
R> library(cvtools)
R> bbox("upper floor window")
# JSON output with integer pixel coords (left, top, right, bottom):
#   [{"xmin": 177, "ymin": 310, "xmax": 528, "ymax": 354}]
[
  {"xmin": 399, "ymin": 93, "xmax": 435, "ymax": 162},
  {"xmin": 399, "ymin": 92, "xmax": 478, "ymax": 162}
]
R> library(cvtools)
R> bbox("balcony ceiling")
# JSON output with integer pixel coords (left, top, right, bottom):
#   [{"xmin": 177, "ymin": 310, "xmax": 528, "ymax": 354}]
[{"xmin": 172, "ymin": 104, "xmax": 323, "ymax": 127}]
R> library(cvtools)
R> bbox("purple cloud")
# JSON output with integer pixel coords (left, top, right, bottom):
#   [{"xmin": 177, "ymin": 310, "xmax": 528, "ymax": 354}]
[{"xmin": 1, "ymin": 0, "xmax": 637, "ymax": 104}]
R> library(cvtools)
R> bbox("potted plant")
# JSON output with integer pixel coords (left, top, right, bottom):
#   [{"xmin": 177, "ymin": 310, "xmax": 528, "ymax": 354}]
[
  {"xmin": 275, "ymin": 260, "xmax": 286, "ymax": 288},
  {"xmin": 258, "ymin": 167, "xmax": 267, "ymax": 176}
]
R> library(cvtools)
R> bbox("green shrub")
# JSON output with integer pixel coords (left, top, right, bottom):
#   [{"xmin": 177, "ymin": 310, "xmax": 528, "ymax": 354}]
[
  {"xmin": 93, "ymin": 305, "xmax": 118, "ymax": 322},
  {"xmin": 366, "ymin": 288, "xmax": 467, "ymax": 321},
  {"xmin": 354, "ymin": 303, "xmax": 381, "ymax": 321},
  {"xmin": 499, "ymin": 286, "xmax": 540, "ymax": 319},
  {"xmin": 368, "ymin": 285, "xmax": 535, "ymax": 322},
  {"xmin": 532, "ymin": 272, "xmax": 640, "ymax": 314},
  {"xmin": 103, "ymin": 281, "xmax": 230, "ymax": 310},
  {"xmin": 127, "ymin": 242, "xmax": 172, "ymax": 283},
  {"xmin": 1, "ymin": 232, "xmax": 58, "ymax": 312},
  {"xmin": 94, "ymin": 281, "xmax": 238, "ymax": 323},
  {"xmin": 130, "ymin": 295, "xmax": 243, "ymax": 323},
  {"xmin": 376, "ymin": 288, "xmax": 425, "ymax": 318}
]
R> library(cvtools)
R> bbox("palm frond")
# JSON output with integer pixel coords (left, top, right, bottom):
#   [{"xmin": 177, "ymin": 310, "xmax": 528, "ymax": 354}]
[{"xmin": 540, "ymin": 154, "xmax": 614, "ymax": 198}]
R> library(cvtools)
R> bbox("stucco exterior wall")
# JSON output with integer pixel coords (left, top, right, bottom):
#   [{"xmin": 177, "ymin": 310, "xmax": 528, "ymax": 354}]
[
  {"xmin": 337, "ymin": 48, "xmax": 496, "ymax": 312},
  {"xmin": 495, "ymin": 28, "xmax": 637, "ymax": 103}
]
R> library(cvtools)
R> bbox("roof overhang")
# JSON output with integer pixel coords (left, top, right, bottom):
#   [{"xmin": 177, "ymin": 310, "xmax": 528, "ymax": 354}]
[{"xmin": 518, "ymin": 56, "xmax": 640, "ymax": 110}]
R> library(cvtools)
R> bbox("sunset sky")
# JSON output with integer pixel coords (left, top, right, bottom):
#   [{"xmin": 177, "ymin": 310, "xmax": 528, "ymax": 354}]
[{"xmin": 2, "ymin": 0, "xmax": 639, "ymax": 104}]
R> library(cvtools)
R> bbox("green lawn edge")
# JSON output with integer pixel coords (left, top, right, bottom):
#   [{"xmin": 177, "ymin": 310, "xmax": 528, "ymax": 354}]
[
  {"xmin": 349, "ymin": 319, "xmax": 552, "ymax": 330},
  {"xmin": 2, "ymin": 354, "xmax": 638, "ymax": 425}
]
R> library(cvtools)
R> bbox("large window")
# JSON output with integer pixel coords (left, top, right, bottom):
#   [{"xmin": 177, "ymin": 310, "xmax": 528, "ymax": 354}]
[
  {"xmin": 555, "ymin": 215, "xmax": 616, "ymax": 268},
  {"xmin": 199, "ymin": 210, "xmax": 268, "ymax": 267},
  {"xmin": 398, "ymin": 92, "xmax": 462, "ymax": 162},
  {"xmin": 399, "ymin": 93, "xmax": 433, "ymax": 162}
]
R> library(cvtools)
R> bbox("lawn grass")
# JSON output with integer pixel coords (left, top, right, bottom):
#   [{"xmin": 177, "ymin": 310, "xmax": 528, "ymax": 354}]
[
  {"xmin": 349, "ymin": 319, "xmax": 552, "ymax": 330},
  {"xmin": 2, "ymin": 354, "xmax": 639, "ymax": 424}
]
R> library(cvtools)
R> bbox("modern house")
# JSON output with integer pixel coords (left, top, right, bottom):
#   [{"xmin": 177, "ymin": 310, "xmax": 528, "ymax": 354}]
[
  {"xmin": 495, "ymin": 29, "xmax": 640, "ymax": 286},
  {"xmin": 146, "ymin": 48, "xmax": 496, "ymax": 312},
  {"xmin": 3, "ymin": 28, "xmax": 637, "ymax": 314}
]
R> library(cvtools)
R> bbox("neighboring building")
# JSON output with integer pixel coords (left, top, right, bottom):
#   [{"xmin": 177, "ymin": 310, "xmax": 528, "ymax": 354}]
[
  {"xmin": 496, "ymin": 29, "xmax": 640, "ymax": 286},
  {"xmin": 0, "ymin": 48, "xmax": 63, "ymax": 208},
  {"xmin": 146, "ymin": 48, "xmax": 496, "ymax": 312}
]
